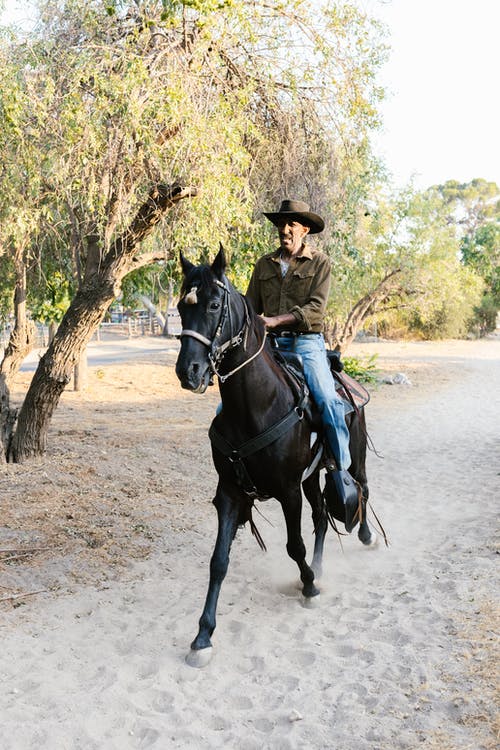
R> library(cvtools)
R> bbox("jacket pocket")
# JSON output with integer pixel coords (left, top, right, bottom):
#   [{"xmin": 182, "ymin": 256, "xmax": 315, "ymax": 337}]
[
  {"xmin": 257, "ymin": 268, "xmax": 277, "ymax": 282},
  {"xmin": 256, "ymin": 267, "xmax": 281, "ymax": 313},
  {"xmin": 290, "ymin": 268, "xmax": 315, "ymax": 298}
]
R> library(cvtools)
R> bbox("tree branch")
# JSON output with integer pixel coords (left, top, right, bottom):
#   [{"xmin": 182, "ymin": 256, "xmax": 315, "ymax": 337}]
[
  {"xmin": 127, "ymin": 250, "xmax": 167, "ymax": 273},
  {"xmin": 335, "ymin": 268, "xmax": 402, "ymax": 351},
  {"xmin": 105, "ymin": 182, "xmax": 197, "ymax": 270}
]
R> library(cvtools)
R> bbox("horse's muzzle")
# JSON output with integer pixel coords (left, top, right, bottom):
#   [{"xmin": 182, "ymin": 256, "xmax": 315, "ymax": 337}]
[{"xmin": 175, "ymin": 360, "xmax": 211, "ymax": 394}]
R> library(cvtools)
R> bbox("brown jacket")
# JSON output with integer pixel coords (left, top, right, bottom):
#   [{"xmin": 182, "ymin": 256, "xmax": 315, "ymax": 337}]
[{"xmin": 246, "ymin": 244, "xmax": 331, "ymax": 332}]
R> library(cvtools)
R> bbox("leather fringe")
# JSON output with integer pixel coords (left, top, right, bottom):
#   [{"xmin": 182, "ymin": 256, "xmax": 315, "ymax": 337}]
[
  {"xmin": 249, "ymin": 512, "xmax": 267, "ymax": 551},
  {"xmin": 366, "ymin": 501, "xmax": 389, "ymax": 547}
]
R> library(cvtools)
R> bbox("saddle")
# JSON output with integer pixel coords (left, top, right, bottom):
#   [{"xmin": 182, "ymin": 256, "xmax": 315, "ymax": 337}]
[{"xmin": 275, "ymin": 349, "xmax": 370, "ymax": 412}]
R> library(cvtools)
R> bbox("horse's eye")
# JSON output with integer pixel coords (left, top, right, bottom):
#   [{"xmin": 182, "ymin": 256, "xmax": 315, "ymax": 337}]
[{"xmin": 209, "ymin": 301, "xmax": 220, "ymax": 311}]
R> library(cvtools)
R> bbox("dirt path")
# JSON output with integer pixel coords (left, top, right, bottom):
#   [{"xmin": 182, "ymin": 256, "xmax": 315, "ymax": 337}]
[{"xmin": 1, "ymin": 337, "xmax": 498, "ymax": 749}]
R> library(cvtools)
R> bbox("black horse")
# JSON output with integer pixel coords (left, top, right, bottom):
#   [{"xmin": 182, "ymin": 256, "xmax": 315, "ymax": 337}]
[{"xmin": 175, "ymin": 248, "xmax": 376, "ymax": 667}]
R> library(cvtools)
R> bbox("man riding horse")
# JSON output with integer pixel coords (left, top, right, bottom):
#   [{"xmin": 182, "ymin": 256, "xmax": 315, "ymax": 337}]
[{"xmin": 246, "ymin": 198, "xmax": 359, "ymax": 531}]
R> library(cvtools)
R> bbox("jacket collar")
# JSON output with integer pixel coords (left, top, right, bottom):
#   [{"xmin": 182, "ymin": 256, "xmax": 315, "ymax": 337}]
[{"xmin": 271, "ymin": 243, "xmax": 313, "ymax": 263}]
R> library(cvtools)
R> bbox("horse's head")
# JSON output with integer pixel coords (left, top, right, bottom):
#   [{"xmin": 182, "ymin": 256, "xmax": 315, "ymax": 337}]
[{"xmin": 176, "ymin": 245, "xmax": 243, "ymax": 394}]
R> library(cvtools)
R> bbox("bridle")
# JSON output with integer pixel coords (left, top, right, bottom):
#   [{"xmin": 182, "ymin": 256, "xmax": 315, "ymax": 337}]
[{"xmin": 180, "ymin": 276, "xmax": 267, "ymax": 383}]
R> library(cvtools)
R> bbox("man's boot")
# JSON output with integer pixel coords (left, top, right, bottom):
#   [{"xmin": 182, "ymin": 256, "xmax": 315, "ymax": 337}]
[{"xmin": 324, "ymin": 468, "xmax": 360, "ymax": 533}]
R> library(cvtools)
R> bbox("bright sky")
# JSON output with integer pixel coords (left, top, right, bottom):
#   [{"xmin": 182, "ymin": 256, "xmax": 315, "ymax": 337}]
[
  {"xmin": 364, "ymin": 0, "xmax": 500, "ymax": 189},
  {"xmin": 1, "ymin": 0, "xmax": 499, "ymax": 191},
  {"xmin": 0, "ymin": 0, "xmax": 34, "ymax": 28}
]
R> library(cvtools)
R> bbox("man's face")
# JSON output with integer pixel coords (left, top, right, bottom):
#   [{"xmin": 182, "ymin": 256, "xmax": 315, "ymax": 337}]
[{"xmin": 275, "ymin": 218, "xmax": 309, "ymax": 255}]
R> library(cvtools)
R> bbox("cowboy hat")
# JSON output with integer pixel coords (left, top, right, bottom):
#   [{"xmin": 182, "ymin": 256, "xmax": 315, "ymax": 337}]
[{"xmin": 264, "ymin": 199, "xmax": 325, "ymax": 234}]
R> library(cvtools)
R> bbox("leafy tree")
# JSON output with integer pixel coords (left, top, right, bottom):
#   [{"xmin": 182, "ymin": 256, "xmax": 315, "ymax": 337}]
[
  {"xmin": 436, "ymin": 179, "xmax": 500, "ymax": 335},
  {"xmin": 0, "ymin": 0, "xmax": 388, "ymax": 460},
  {"xmin": 462, "ymin": 222, "xmax": 500, "ymax": 304},
  {"xmin": 29, "ymin": 271, "xmax": 72, "ymax": 335},
  {"xmin": 325, "ymin": 181, "xmax": 486, "ymax": 347}
]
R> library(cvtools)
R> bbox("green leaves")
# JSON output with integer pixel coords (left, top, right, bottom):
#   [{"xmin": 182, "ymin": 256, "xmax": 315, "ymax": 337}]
[
  {"xmin": 0, "ymin": 0, "xmax": 392, "ymax": 331},
  {"xmin": 29, "ymin": 272, "xmax": 72, "ymax": 324},
  {"xmin": 342, "ymin": 354, "xmax": 379, "ymax": 383}
]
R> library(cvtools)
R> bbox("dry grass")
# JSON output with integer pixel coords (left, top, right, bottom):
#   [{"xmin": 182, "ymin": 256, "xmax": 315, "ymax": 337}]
[{"xmin": 0, "ymin": 355, "xmax": 219, "ymax": 603}]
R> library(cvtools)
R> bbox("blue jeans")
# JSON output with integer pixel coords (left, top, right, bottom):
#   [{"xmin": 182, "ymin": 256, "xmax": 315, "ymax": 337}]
[{"xmin": 276, "ymin": 333, "xmax": 351, "ymax": 470}]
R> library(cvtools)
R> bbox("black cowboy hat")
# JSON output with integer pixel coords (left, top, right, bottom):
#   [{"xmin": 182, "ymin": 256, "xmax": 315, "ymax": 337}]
[{"xmin": 264, "ymin": 199, "xmax": 325, "ymax": 234}]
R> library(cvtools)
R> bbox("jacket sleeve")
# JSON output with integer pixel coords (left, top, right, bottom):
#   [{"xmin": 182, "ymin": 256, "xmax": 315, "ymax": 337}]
[
  {"xmin": 290, "ymin": 254, "xmax": 331, "ymax": 330},
  {"xmin": 245, "ymin": 263, "xmax": 263, "ymax": 314}
]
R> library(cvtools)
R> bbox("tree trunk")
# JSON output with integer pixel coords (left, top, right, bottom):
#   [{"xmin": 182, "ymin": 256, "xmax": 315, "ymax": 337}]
[
  {"xmin": 333, "ymin": 269, "xmax": 402, "ymax": 352},
  {"xmin": 73, "ymin": 350, "xmax": 88, "ymax": 392},
  {"xmin": 10, "ymin": 279, "xmax": 114, "ymax": 461},
  {"xmin": 0, "ymin": 253, "xmax": 35, "ymax": 461},
  {"xmin": 9, "ymin": 182, "xmax": 196, "ymax": 462},
  {"xmin": 162, "ymin": 279, "xmax": 175, "ymax": 337},
  {"xmin": 48, "ymin": 321, "xmax": 57, "ymax": 344},
  {"xmin": 137, "ymin": 293, "xmax": 166, "ymax": 329},
  {"xmin": 71, "ymin": 233, "xmax": 101, "ymax": 391}
]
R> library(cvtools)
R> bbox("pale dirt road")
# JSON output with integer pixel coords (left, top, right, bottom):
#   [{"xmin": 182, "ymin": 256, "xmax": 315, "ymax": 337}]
[{"xmin": 1, "ymin": 336, "xmax": 498, "ymax": 750}]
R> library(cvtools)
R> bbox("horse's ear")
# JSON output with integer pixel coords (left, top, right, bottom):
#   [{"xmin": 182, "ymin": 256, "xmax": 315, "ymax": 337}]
[
  {"xmin": 180, "ymin": 252, "xmax": 195, "ymax": 277},
  {"xmin": 211, "ymin": 243, "xmax": 226, "ymax": 279}
]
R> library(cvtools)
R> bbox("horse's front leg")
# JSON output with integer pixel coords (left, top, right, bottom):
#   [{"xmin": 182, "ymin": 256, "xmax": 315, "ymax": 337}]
[
  {"xmin": 279, "ymin": 487, "xmax": 320, "ymax": 604},
  {"xmin": 187, "ymin": 483, "xmax": 240, "ymax": 667},
  {"xmin": 302, "ymin": 471, "xmax": 327, "ymax": 579}
]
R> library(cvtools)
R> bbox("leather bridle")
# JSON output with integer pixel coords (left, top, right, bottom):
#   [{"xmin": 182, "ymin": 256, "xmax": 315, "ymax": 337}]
[{"xmin": 180, "ymin": 277, "xmax": 266, "ymax": 383}]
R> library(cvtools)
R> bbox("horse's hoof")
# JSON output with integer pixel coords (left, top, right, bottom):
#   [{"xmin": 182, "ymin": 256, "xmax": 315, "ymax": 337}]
[
  {"xmin": 360, "ymin": 531, "xmax": 378, "ymax": 548},
  {"xmin": 302, "ymin": 593, "xmax": 320, "ymax": 609},
  {"xmin": 185, "ymin": 647, "xmax": 213, "ymax": 668}
]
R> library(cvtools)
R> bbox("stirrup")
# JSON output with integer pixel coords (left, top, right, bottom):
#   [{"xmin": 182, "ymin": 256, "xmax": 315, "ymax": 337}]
[{"xmin": 324, "ymin": 469, "xmax": 360, "ymax": 533}]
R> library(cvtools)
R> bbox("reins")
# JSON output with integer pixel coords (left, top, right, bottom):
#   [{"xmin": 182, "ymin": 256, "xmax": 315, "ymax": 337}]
[{"xmin": 214, "ymin": 330, "xmax": 267, "ymax": 383}]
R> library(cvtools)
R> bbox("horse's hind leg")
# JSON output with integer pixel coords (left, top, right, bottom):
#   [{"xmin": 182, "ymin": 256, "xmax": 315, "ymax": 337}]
[
  {"xmin": 352, "ymin": 464, "xmax": 375, "ymax": 546},
  {"xmin": 187, "ymin": 484, "xmax": 240, "ymax": 667},
  {"xmin": 302, "ymin": 471, "xmax": 327, "ymax": 579},
  {"xmin": 348, "ymin": 410, "xmax": 377, "ymax": 547},
  {"xmin": 353, "ymin": 465, "xmax": 377, "ymax": 547},
  {"xmin": 279, "ymin": 488, "xmax": 320, "ymax": 603}
]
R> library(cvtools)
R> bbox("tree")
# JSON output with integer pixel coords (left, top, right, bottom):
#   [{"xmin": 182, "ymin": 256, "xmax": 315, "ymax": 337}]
[
  {"xmin": 0, "ymin": 42, "xmax": 43, "ymax": 458},
  {"xmin": 324, "ymin": 182, "xmax": 485, "ymax": 348},
  {"xmin": 1, "ymin": 0, "xmax": 389, "ymax": 461},
  {"xmin": 435, "ymin": 179, "xmax": 500, "ymax": 335}
]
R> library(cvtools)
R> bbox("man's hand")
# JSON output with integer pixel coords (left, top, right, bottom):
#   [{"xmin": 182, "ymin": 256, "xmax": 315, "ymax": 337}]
[{"xmin": 261, "ymin": 313, "xmax": 297, "ymax": 330}]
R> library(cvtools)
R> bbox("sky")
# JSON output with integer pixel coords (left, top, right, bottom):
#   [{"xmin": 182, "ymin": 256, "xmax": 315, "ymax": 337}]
[
  {"xmin": 1, "ymin": 0, "xmax": 499, "ymax": 191},
  {"xmin": 363, "ymin": 0, "xmax": 500, "ymax": 189}
]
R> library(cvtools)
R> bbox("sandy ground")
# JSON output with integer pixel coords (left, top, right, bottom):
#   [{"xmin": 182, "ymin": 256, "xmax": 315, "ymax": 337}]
[{"xmin": 0, "ymin": 335, "xmax": 498, "ymax": 750}]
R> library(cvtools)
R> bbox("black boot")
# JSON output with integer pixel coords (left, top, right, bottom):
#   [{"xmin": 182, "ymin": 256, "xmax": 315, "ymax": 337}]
[{"xmin": 324, "ymin": 468, "xmax": 360, "ymax": 533}]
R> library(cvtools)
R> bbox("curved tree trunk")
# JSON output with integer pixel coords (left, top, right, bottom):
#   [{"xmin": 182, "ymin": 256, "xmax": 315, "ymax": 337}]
[
  {"xmin": 10, "ymin": 279, "xmax": 113, "ymax": 461},
  {"xmin": 331, "ymin": 269, "xmax": 402, "ymax": 353},
  {"xmin": 9, "ymin": 182, "xmax": 196, "ymax": 463}
]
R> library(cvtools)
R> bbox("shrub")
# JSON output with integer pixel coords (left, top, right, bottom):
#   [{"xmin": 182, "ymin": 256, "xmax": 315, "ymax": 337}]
[{"xmin": 342, "ymin": 354, "xmax": 379, "ymax": 383}]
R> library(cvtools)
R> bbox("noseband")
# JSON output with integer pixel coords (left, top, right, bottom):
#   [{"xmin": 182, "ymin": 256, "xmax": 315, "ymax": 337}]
[{"xmin": 180, "ymin": 278, "xmax": 266, "ymax": 383}]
